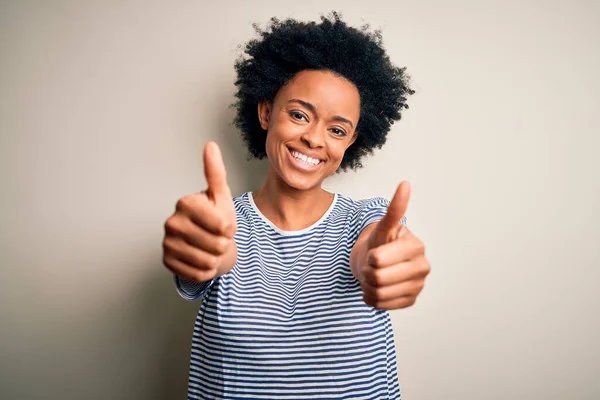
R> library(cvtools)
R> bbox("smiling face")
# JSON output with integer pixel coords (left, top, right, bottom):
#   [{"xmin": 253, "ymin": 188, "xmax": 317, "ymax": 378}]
[{"xmin": 258, "ymin": 70, "xmax": 360, "ymax": 192}]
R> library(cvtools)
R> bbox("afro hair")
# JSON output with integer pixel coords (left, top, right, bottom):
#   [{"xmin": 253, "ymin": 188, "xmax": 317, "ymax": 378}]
[{"xmin": 232, "ymin": 12, "xmax": 414, "ymax": 171}]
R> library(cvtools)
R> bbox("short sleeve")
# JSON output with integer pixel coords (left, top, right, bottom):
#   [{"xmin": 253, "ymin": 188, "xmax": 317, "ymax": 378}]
[{"xmin": 173, "ymin": 275, "xmax": 216, "ymax": 301}]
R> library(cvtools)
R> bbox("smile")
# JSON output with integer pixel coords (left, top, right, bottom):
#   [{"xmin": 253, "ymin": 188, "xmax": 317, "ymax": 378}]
[{"xmin": 286, "ymin": 147, "xmax": 323, "ymax": 170}]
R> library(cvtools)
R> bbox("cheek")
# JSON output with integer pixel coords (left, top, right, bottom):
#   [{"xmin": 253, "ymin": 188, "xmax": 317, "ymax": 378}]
[
  {"xmin": 330, "ymin": 141, "xmax": 350, "ymax": 161},
  {"xmin": 266, "ymin": 121, "xmax": 301, "ymax": 150},
  {"xmin": 264, "ymin": 133, "xmax": 277, "ymax": 160},
  {"xmin": 264, "ymin": 126, "xmax": 289, "ymax": 160}
]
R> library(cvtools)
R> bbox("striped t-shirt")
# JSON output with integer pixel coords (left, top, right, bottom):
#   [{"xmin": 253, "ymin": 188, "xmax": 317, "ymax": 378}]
[{"xmin": 175, "ymin": 191, "xmax": 406, "ymax": 399}]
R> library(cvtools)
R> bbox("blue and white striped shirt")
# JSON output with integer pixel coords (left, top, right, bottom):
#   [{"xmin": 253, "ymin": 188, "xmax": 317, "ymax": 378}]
[{"xmin": 176, "ymin": 192, "xmax": 405, "ymax": 399}]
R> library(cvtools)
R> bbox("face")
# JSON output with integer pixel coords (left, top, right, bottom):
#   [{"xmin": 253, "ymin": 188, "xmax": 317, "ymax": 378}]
[{"xmin": 258, "ymin": 70, "xmax": 360, "ymax": 192}]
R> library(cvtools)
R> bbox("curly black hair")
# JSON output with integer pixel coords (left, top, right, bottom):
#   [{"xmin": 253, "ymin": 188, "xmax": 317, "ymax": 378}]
[{"xmin": 232, "ymin": 12, "xmax": 414, "ymax": 171}]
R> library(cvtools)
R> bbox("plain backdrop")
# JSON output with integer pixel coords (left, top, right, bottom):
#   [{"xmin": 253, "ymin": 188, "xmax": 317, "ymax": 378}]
[{"xmin": 1, "ymin": 0, "xmax": 598, "ymax": 399}]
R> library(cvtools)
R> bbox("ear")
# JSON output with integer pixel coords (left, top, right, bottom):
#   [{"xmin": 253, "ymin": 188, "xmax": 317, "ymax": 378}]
[{"xmin": 257, "ymin": 101, "xmax": 271, "ymax": 130}]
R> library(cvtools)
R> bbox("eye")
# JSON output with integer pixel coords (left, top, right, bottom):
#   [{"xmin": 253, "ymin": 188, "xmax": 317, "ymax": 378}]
[
  {"xmin": 289, "ymin": 111, "xmax": 308, "ymax": 122},
  {"xmin": 329, "ymin": 127, "xmax": 347, "ymax": 137}
]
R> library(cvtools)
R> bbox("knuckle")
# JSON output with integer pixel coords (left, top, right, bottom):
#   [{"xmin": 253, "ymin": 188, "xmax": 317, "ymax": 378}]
[
  {"xmin": 164, "ymin": 217, "xmax": 176, "ymax": 233},
  {"xmin": 164, "ymin": 216, "xmax": 184, "ymax": 237},
  {"xmin": 176, "ymin": 194, "xmax": 205, "ymax": 213},
  {"xmin": 188, "ymin": 251, "xmax": 204, "ymax": 269},
  {"xmin": 220, "ymin": 215, "xmax": 236, "ymax": 235},
  {"xmin": 367, "ymin": 250, "xmax": 383, "ymax": 267},
  {"xmin": 422, "ymin": 260, "xmax": 431, "ymax": 276},
  {"xmin": 191, "ymin": 270, "xmax": 206, "ymax": 283},
  {"xmin": 371, "ymin": 270, "xmax": 384, "ymax": 287},
  {"xmin": 219, "ymin": 220, "xmax": 230, "ymax": 235},
  {"xmin": 215, "ymin": 237, "xmax": 229, "ymax": 254},
  {"xmin": 362, "ymin": 268, "xmax": 377, "ymax": 288},
  {"xmin": 399, "ymin": 296, "xmax": 415, "ymax": 308},
  {"xmin": 223, "ymin": 220, "xmax": 237, "ymax": 238},
  {"xmin": 205, "ymin": 254, "xmax": 220, "ymax": 270},
  {"xmin": 162, "ymin": 238, "xmax": 176, "ymax": 254},
  {"xmin": 175, "ymin": 197, "xmax": 190, "ymax": 212},
  {"xmin": 162, "ymin": 255, "xmax": 176, "ymax": 272},
  {"xmin": 408, "ymin": 282, "xmax": 423, "ymax": 297},
  {"xmin": 205, "ymin": 268, "xmax": 218, "ymax": 280},
  {"xmin": 194, "ymin": 267, "xmax": 217, "ymax": 282}
]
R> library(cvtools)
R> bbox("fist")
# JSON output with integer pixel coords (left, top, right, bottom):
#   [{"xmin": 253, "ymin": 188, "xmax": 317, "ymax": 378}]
[
  {"xmin": 162, "ymin": 142, "xmax": 237, "ymax": 282},
  {"xmin": 360, "ymin": 182, "xmax": 431, "ymax": 310}
]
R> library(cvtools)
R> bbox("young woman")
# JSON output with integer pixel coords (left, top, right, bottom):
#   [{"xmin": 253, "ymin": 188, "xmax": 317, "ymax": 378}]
[{"xmin": 163, "ymin": 13, "xmax": 431, "ymax": 399}]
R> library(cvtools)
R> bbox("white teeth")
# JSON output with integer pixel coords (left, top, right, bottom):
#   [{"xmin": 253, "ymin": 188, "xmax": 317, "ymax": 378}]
[{"xmin": 291, "ymin": 150, "xmax": 320, "ymax": 166}]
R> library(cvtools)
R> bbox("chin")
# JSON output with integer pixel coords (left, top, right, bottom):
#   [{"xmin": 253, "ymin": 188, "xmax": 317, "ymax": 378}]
[
  {"xmin": 280, "ymin": 171, "xmax": 324, "ymax": 192},
  {"xmin": 285, "ymin": 177, "xmax": 321, "ymax": 192}
]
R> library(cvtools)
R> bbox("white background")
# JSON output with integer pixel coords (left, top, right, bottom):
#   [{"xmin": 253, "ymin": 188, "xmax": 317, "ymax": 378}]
[{"xmin": 1, "ymin": 0, "xmax": 598, "ymax": 399}]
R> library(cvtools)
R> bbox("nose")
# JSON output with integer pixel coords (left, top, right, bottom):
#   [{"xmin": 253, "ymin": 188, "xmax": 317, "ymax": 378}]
[{"xmin": 301, "ymin": 123, "xmax": 326, "ymax": 149}]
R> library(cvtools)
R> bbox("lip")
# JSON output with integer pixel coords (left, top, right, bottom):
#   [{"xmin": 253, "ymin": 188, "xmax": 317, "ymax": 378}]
[
  {"xmin": 286, "ymin": 146, "xmax": 324, "ymax": 172},
  {"xmin": 286, "ymin": 146, "xmax": 324, "ymax": 161}
]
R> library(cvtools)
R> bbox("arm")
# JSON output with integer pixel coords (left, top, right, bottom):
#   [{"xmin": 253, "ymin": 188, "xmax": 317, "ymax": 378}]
[
  {"xmin": 350, "ymin": 182, "xmax": 430, "ymax": 310},
  {"xmin": 163, "ymin": 142, "xmax": 238, "ymax": 301}
]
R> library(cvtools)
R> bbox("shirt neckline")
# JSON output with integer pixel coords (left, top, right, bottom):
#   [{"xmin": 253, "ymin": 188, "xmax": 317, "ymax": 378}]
[{"xmin": 247, "ymin": 191, "xmax": 338, "ymax": 236}]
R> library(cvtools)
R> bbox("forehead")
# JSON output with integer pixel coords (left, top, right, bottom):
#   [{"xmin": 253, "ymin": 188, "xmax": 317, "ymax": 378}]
[{"xmin": 275, "ymin": 70, "xmax": 361, "ymax": 121}]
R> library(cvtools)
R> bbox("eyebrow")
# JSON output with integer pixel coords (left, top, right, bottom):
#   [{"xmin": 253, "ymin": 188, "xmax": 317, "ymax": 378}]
[{"xmin": 288, "ymin": 99, "xmax": 354, "ymax": 128}]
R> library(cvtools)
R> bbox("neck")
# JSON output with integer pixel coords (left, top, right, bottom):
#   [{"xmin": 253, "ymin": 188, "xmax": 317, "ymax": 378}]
[{"xmin": 253, "ymin": 167, "xmax": 333, "ymax": 231}]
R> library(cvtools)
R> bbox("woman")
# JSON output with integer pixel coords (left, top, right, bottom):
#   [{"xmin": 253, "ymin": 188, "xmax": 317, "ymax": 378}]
[{"xmin": 163, "ymin": 13, "xmax": 431, "ymax": 399}]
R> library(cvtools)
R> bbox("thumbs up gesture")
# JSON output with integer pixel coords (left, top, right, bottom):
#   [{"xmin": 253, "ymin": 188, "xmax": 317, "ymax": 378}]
[
  {"xmin": 163, "ymin": 142, "xmax": 238, "ymax": 282},
  {"xmin": 354, "ymin": 181, "xmax": 431, "ymax": 310}
]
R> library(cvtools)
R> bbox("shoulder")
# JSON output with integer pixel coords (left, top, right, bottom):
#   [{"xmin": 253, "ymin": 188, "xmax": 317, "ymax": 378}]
[
  {"xmin": 335, "ymin": 193, "xmax": 406, "ymax": 232},
  {"xmin": 232, "ymin": 191, "xmax": 250, "ymax": 209},
  {"xmin": 335, "ymin": 193, "xmax": 391, "ymax": 218},
  {"xmin": 331, "ymin": 193, "xmax": 390, "ymax": 231},
  {"xmin": 231, "ymin": 192, "xmax": 254, "ymax": 224},
  {"xmin": 328, "ymin": 193, "xmax": 391, "ymax": 244}
]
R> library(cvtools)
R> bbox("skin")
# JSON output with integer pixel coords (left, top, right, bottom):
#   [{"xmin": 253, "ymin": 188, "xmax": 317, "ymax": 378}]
[
  {"xmin": 163, "ymin": 69, "xmax": 431, "ymax": 310},
  {"xmin": 253, "ymin": 69, "xmax": 359, "ymax": 231}
]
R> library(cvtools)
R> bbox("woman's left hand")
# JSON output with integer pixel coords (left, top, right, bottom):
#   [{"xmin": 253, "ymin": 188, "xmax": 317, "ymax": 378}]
[{"xmin": 360, "ymin": 181, "xmax": 431, "ymax": 310}]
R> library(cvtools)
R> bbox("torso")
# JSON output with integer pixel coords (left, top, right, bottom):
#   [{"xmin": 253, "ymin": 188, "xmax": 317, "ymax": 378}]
[{"xmin": 186, "ymin": 192, "xmax": 401, "ymax": 399}]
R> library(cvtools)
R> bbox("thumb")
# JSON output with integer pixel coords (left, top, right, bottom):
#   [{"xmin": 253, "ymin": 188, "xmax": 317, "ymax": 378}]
[
  {"xmin": 203, "ymin": 141, "xmax": 232, "ymax": 206},
  {"xmin": 370, "ymin": 181, "xmax": 411, "ymax": 246}
]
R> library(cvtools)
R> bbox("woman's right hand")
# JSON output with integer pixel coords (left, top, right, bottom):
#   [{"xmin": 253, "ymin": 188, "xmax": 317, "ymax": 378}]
[{"xmin": 162, "ymin": 142, "xmax": 238, "ymax": 282}]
